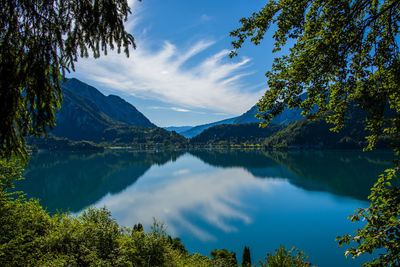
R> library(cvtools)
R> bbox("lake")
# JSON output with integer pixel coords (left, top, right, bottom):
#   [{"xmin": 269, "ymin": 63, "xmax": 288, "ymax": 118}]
[{"xmin": 17, "ymin": 149, "xmax": 393, "ymax": 266}]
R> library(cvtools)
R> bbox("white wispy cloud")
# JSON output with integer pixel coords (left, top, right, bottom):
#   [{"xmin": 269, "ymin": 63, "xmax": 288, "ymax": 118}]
[
  {"xmin": 171, "ymin": 107, "xmax": 191, "ymax": 113},
  {"xmin": 148, "ymin": 106, "xmax": 202, "ymax": 114},
  {"xmin": 200, "ymin": 14, "xmax": 212, "ymax": 22},
  {"xmin": 73, "ymin": 3, "xmax": 264, "ymax": 115}
]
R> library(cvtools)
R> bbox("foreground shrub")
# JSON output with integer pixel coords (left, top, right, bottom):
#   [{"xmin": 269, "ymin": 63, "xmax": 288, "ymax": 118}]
[
  {"xmin": 259, "ymin": 245, "xmax": 311, "ymax": 267},
  {"xmin": 210, "ymin": 248, "xmax": 238, "ymax": 266}
]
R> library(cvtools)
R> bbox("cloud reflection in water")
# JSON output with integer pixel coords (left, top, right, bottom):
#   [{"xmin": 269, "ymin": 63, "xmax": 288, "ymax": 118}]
[{"xmin": 90, "ymin": 160, "xmax": 287, "ymax": 242}]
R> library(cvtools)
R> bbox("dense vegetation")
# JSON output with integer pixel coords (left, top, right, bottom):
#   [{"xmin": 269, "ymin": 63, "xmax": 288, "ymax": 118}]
[
  {"xmin": 0, "ymin": 0, "xmax": 136, "ymax": 160},
  {"xmin": 26, "ymin": 136, "xmax": 103, "ymax": 152},
  {"xmin": 27, "ymin": 126, "xmax": 187, "ymax": 150},
  {"xmin": 264, "ymin": 118, "xmax": 363, "ymax": 149},
  {"xmin": 100, "ymin": 126, "xmax": 187, "ymax": 148},
  {"xmin": 263, "ymin": 118, "xmax": 378, "ymax": 150},
  {"xmin": 263, "ymin": 103, "xmax": 392, "ymax": 150},
  {"xmin": 190, "ymin": 123, "xmax": 284, "ymax": 146},
  {"xmin": 231, "ymin": 0, "xmax": 400, "ymax": 265}
]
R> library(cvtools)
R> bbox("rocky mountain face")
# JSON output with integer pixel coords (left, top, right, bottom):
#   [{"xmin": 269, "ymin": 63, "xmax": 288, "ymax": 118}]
[{"xmin": 52, "ymin": 85, "xmax": 122, "ymax": 142}]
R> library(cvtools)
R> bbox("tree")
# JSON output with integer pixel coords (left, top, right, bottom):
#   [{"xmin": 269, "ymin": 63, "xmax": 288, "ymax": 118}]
[
  {"xmin": 210, "ymin": 248, "xmax": 238, "ymax": 266},
  {"xmin": 242, "ymin": 246, "xmax": 251, "ymax": 267},
  {"xmin": 337, "ymin": 168, "xmax": 400, "ymax": 266},
  {"xmin": 230, "ymin": 0, "xmax": 399, "ymax": 265},
  {"xmin": 230, "ymin": 0, "xmax": 399, "ymax": 152},
  {"xmin": 0, "ymin": 0, "xmax": 139, "ymax": 160},
  {"xmin": 259, "ymin": 245, "xmax": 310, "ymax": 267}
]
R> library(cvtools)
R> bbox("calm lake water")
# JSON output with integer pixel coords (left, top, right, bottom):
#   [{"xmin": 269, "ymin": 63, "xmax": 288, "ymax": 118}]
[{"xmin": 18, "ymin": 149, "xmax": 393, "ymax": 266}]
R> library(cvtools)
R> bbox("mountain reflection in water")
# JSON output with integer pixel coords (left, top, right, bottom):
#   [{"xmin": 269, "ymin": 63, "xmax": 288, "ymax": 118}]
[
  {"xmin": 190, "ymin": 149, "xmax": 393, "ymax": 200},
  {"xmin": 21, "ymin": 150, "xmax": 184, "ymax": 212}
]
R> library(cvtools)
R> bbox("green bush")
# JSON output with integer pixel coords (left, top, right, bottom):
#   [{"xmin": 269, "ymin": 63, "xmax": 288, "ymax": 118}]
[
  {"xmin": 259, "ymin": 245, "xmax": 311, "ymax": 267},
  {"xmin": 210, "ymin": 248, "xmax": 238, "ymax": 266}
]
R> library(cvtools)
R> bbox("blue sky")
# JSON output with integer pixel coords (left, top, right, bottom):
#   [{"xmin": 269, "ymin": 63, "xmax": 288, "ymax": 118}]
[{"xmin": 71, "ymin": 0, "xmax": 281, "ymax": 127}]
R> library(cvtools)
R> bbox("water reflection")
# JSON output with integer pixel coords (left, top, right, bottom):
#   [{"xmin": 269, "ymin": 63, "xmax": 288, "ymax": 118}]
[
  {"xmin": 92, "ymin": 163, "xmax": 287, "ymax": 241},
  {"xmin": 190, "ymin": 149, "xmax": 393, "ymax": 200},
  {"xmin": 264, "ymin": 150, "xmax": 393, "ymax": 200},
  {"xmin": 17, "ymin": 150, "xmax": 391, "ymax": 216},
  {"xmin": 20, "ymin": 150, "xmax": 184, "ymax": 212},
  {"xmin": 20, "ymin": 149, "xmax": 393, "ymax": 214}
]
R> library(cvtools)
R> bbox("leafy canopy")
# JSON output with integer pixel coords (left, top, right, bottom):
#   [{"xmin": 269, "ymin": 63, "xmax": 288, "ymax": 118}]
[
  {"xmin": 0, "ymin": 0, "xmax": 139, "ymax": 159},
  {"xmin": 259, "ymin": 245, "xmax": 310, "ymax": 267},
  {"xmin": 230, "ymin": 0, "xmax": 400, "ymax": 151},
  {"xmin": 231, "ymin": 0, "xmax": 400, "ymax": 265},
  {"xmin": 337, "ymin": 168, "xmax": 400, "ymax": 266}
]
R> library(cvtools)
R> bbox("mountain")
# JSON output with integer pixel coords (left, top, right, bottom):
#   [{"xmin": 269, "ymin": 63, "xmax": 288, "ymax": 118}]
[
  {"xmin": 51, "ymin": 85, "xmax": 123, "ymax": 142},
  {"xmin": 180, "ymin": 117, "xmax": 237, "ymax": 138},
  {"xmin": 188, "ymin": 99, "xmax": 391, "ymax": 149},
  {"xmin": 61, "ymin": 78, "xmax": 156, "ymax": 128},
  {"xmin": 233, "ymin": 92, "xmax": 309, "ymax": 125},
  {"xmin": 34, "ymin": 78, "xmax": 186, "ymax": 147},
  {"xmin": 180, "ymin": 103, "xmax": 304, "ymax": 138},
  {"xmin": 189, "ymin": 123, "xmax": 284, "ymax": 145},
  {"xmin": 163, "ymin": 126, "xmax": 193, "ymax": 133},
  {"xmin": 264, "ymin": 118, "xmax": 365, "ymax": 149},
  {"xmin": 263, "ymin": 103, "xmax": 389, "ymax": 149},
  {"xmin": 233, "ymin": 105, "xmax": 304, "ymax": 125}
]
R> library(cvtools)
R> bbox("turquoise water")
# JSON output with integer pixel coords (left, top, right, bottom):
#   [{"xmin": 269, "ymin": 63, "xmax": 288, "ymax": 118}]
[{"xmin": 18, "ymin": 149, "xmax": 393, "ymax": 266}]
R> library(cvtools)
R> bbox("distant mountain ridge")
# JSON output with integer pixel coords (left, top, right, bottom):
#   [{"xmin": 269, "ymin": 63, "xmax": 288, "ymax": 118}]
[
  {"xmin": 163, "ymin": 126, "xmax": 193, "ymax": 133},
  {"xmin": 183, "ymin": 95, "xmax": 390, "ymax": 150},
  {"xmin": 179, "ymin": 117, "xmax": 237, "ymax": 138},
  {"xmin": 233, "ymin": 105, "xmax": 304, "ymax": 125},
  {"xmin": 179, "ymin": 100, "xmax": 304, "ymax": 138}
]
